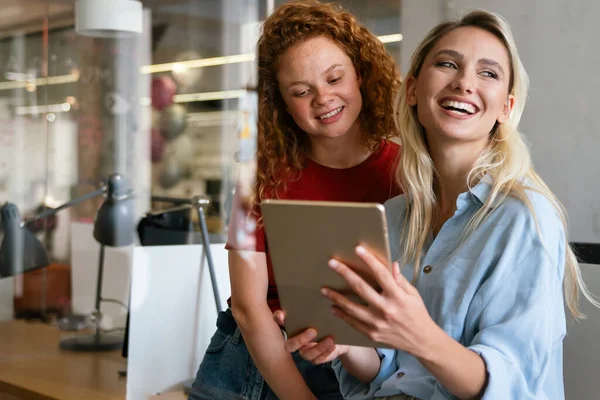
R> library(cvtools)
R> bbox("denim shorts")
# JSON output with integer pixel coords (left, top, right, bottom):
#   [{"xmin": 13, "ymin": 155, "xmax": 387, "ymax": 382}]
[{"xmin": 187, "ymin": 309, "xmax": 343, "ymax": 400}]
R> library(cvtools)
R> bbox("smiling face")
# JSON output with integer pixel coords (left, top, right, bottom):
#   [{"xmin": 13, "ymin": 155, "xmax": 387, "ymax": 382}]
[
  {"xmin": 276, "ymin": 35, "xmax": 363, "ymax": 143},
  {"xmin": 407, "ymin": 26, "xmax": 514, "ymax": 148}
]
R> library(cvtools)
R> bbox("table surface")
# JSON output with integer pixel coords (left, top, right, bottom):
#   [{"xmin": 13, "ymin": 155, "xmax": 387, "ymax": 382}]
[
  {"xmin": 0, "ymin": 320, "xmax": 127, "ymax": 400},
  {"xmin": 149, "ymin": 392, "xmax": 186, "ymax": 400}
]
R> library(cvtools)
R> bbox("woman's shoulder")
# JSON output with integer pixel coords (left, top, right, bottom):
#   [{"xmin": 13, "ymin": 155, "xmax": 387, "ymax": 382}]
[
  {"xmin": 381, "ymin": 139, "xmax": 401, "ymax": 156},
  {"xmin": 384, "ymin": 195, "xmax": 407, "ymax": 229},
  {"xmin": 499, "ymin": 187, "xmax": 561, "ymax": 224},
  {"xmin": 383, "ymin": 195, "xmax": 406, "ymax": 261},
  {"xmin": 492, "ymin": 186, "xmax": 565, "ymax": 249},
  {"xmin": 369, "ymin": 139, "xmax": 400, "ymax": 163},
  {"xmin": 384, "ymin": 194, "xmax": 406, "ymax": 213}
]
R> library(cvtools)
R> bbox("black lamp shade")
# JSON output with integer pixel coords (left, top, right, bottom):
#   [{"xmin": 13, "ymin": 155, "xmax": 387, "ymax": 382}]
[
  {"xmin": 93, "ymin": 174, "xmax": 135, "ymax": 247},
  {"xmin": 0, "ymin": 203, "xmax": 50, "ymax": 278}
]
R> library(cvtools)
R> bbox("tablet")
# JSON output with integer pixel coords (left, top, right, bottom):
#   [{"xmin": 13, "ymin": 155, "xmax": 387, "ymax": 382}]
[{"xmin": 261, "ymin": 199, "xmax": 392, "ymax": 348}]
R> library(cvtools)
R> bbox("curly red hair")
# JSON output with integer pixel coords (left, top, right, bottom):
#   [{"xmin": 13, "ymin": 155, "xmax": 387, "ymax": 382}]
[{"xmin": 255, "ymin": 0, "xmax": 401, "ymax": 202}]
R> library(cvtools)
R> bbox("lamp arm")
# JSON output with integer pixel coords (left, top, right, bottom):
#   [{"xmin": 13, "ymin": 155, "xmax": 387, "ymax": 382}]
[
  {"xmin": 24, "ymin": 186, "xmax": 106, "ymax": 226},
  {"xmin": 149, "ymin": 195, "xmax": 221, "ymax": 312}
]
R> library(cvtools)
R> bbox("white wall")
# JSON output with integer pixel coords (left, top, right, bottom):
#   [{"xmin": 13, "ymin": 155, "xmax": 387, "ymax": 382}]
[
  {"xmin": 401, "ymin": 1, "xmax": 600, "ymax": 399},
  {"xmin": 399, "ymin": 0, "xmax": 445, "ymax": 75},
  {"xmin": 127, "ymin": 244, "xmax": 230, "ymax": 399}
]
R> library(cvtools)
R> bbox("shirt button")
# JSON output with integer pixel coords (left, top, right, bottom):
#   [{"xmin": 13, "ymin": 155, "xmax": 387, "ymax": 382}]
[
  {"xmin": 423, "ymin": 265, "xmax": 432, "ymax": 274},
  {"xmin": 397, "ymin": 372, "xmax": 405, "ymax": 378}
]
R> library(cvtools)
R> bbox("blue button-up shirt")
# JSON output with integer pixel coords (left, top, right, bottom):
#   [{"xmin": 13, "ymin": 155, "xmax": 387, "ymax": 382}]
[{"xmin": 333, "ymin": 179, "xmax": 567, "ymax": 399}]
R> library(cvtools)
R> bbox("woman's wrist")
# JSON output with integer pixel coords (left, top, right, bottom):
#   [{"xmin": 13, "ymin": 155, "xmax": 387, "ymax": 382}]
[
  {"xmin": 336, "ymin": 345, "xmax": 353, "ymax": 363},
  {"xmin": 412, "ymin": 320, "xmax": 449, "ymax": 363}
]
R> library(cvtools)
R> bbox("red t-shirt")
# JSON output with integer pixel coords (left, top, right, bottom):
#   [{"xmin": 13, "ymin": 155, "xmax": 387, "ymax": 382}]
[{"xmin": 227, "ymin": 140, "xmax": 401, "ymax": 312}]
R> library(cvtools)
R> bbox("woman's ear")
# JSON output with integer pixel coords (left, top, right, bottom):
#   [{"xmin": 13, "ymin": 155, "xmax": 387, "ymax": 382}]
[
  {"xmin": 497, "ymin": 94, "xmax": 515, "ymax": 124},
  {"xmin": 406, "ymin": 77, "xmax": 418, "ymax": 106}
]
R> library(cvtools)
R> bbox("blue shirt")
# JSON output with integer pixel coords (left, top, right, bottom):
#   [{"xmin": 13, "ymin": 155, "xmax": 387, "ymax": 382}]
[{"xmin": 333, "ymin": 179, "xmax": 567, "ymax": 399}]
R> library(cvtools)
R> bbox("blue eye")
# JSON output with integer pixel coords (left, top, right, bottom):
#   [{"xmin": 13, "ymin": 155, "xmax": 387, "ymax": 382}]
[
  {"xmin": 481, "ymin": 70, "xmax": 498, "ymax": 79},
  {"xmin": 436, "ymin": 61, "xmax": 457, "ymax": 69}
]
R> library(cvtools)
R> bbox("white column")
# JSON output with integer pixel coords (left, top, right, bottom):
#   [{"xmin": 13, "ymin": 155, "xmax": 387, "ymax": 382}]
[{"xmin": 400, "ymin": 0, "xmax": 445, "ymax": 74}]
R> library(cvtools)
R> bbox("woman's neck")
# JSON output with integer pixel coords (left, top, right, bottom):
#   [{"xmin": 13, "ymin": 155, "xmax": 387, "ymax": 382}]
[
  {"xmin": 308, "ymin": 124, "xmax": 373, "ymax": 169},
  {"xmin": 428, "ymin": 138, "xmax": 487, "ymax": 233}
]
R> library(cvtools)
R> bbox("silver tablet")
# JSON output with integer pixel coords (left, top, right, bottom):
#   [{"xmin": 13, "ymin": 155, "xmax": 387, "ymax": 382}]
[{"xmin": 261, "ymin": 199, "xmax": 392, "ymax": 348}]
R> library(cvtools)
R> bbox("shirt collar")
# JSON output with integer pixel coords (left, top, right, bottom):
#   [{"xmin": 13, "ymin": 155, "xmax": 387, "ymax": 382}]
[{"xmin": 456, "ymin": 175, "xmax": 493, "ymax": 210}]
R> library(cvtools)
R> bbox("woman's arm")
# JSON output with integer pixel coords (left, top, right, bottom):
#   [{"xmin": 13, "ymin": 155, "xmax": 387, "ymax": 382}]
[
  {"xmin": 273, "ymin": 310, "xmax": 382, "ymax": 383},
  {"xmin": 324, "ymin": 253, "xmax": 486, "ymax": 398},
  {"xmin": 417, "ymin": 245, "xmax": 565, "ymax": 400},
  {"xmin": 229, "ymin": 250, "xmax": 316, "ymax": 400},
  {"xmin": 323, "ymin": 241, "xmax": 565, "ymax": 400},
  {"xmin": 413, "ymin": 326, "xmax": 487, "ymax": 399},
  {"xmin": 337, "ymin": 347, "xmax": 381, "ymax": 382}
]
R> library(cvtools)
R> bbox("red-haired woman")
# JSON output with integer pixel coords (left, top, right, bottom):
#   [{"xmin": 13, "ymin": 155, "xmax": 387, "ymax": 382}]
[{"xmin": 189, "ymin": 2, "xmax": 401, "ymax": 399}]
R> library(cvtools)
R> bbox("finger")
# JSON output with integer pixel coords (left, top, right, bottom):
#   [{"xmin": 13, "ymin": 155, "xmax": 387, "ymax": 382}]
[
  {"xmin": 298, "ymin": 336, "xmax": 336, "ymax": 362},
  {"xmin": 312, "ymin": 344, "xmax": 341, "ymax": 365},
  {"xmin": 355, "ymin": 246, "xmax": 400, "ymax": 293},
  {"xmin": 299, "ymin": 341, "xmax": 318, "ymax": 351},
  {"xmin": 273, "ymin": 310, "xmax": 286, "ymax": 326},
  {"xmin": 321, "ymin": 286, "xmax": 377, "ymax": 326},
  {"xmin": 297, "ymin": 341, "xmax": 318, "ymax": 355},
  {"xmin": 391, "ymin": 262, "xmax": 416, "ymax": 293},
  {"xmin": 328, "ymin": 259, "xmax": 386, "ymax": 310},
  {"xmin": 283, "ymin": 328, "xmax": 318, "ymax": 353},
  {"xmin": 391, "ymin": 262, "xmax": 405, "ymax": 286},
  {"xmin": 331, "ymin": 306, "xmax": 377, "ymax": 342}
]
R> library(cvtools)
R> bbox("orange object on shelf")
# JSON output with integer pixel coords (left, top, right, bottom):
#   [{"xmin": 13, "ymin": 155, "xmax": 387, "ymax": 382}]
[{"xmin": 13, "ymin": 263, "xmax": 71, "ymax": 317}]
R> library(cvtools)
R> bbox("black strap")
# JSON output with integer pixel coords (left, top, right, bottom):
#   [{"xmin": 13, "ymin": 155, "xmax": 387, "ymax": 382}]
[{"xmin": 571, "ymin": 242, "xmax": 600, "ymax": 265}]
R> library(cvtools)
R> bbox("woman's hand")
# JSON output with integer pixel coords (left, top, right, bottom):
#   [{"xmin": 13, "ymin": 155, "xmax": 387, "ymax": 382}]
[
  {"xmin": 322, "ymin": 246, "xmax": 439, "ymax": 358},
  {"xmin": 274, "ymin": 310, "xmax": 351, "ymax": 364}
]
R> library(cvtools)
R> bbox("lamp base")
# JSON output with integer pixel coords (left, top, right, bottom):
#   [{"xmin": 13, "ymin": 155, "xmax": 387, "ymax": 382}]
[{"xmin": 60, "ymin": 331, "xmax": 124, "ymax": 352}]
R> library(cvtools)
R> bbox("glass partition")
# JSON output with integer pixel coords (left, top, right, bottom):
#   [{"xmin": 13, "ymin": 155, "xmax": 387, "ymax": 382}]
[{"xmin": 0, "ymin": 1, "xmax": 403, "ymax": 398}]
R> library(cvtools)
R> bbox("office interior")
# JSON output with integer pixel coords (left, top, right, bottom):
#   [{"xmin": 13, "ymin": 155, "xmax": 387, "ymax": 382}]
[{"xmin": 0, "ymin": 0, "xmax": 597, "ymax": 399}]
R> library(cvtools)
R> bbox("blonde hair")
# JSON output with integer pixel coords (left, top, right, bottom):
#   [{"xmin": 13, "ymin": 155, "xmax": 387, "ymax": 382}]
[{"xmin": 395, "ymin": 10, "xmax": 597, "ymax": 318}]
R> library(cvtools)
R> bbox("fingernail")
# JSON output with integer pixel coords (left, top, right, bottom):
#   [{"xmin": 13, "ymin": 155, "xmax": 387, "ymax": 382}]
[
  {"xmin": 320, "ymin": 288, "xmax": 329, "ymax": 296},
  {"xmin": 328, "ymin": 259, "xmax": 339, "ymax": 269},
  {"xmin": 356, "ymin": 245, "xmax": 366, "ymax": 255},
  {"xmin": 307, "ymin": 329, "xmax": 317, "ymax": 340}
]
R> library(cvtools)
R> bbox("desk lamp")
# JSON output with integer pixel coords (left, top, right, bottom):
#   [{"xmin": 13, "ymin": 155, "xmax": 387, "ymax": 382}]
[{"xmin": 0, "ymin": 173, "xmax": 135, "ymax": 351}]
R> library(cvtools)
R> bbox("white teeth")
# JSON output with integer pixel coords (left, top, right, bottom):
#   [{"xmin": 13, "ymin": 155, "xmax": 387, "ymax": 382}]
[
  {"xmin": 441, "ymin": 100, "xmax": 476, "ymax": 114},
  {"xmin": 318, "ymin": 106, "xmax": 343, "ymax": 119}
]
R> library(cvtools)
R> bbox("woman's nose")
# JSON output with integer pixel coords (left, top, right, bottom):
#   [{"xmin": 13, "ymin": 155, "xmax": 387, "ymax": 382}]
[{"xmin": 313, "ymin": 88, "xmax": 334, "ymax": 106}]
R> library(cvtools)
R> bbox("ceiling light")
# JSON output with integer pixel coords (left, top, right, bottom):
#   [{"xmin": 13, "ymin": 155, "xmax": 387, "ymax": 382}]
[
  {"xmin": 0, "ymin": 33, "xmax": 402, "ymax": 90},
  {"xmin": 141, "ymin": 54, "xmax": 256, "ymax": 75},
  {"xmin": 378, "ymin": 33, "xmax": 403, "ymax": 44},
  {"xmin": 75, "ymin": 0, "xmax": 142, "ymax": 38},
  {"xmin": 173, "ymin": 90, "xmax": 247, "ymax": 103},
  {"xmin": 140, "ymin": 33, "xmax": 401, "ymax": 74},
  {"xmin": 15, "ymin": 103, "xmax": 73, "ymax": 116}
]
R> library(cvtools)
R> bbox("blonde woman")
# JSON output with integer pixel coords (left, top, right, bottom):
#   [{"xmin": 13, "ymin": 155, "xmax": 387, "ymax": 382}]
[{"xmin": 278, "ymin": 10, "xmax": 598, "ymax": 400}]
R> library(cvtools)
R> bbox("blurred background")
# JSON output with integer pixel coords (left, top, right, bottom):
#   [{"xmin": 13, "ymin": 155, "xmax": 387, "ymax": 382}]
[{"xmin": 0, "ymin": 1, "xmax": 597, "ymax": 399}]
